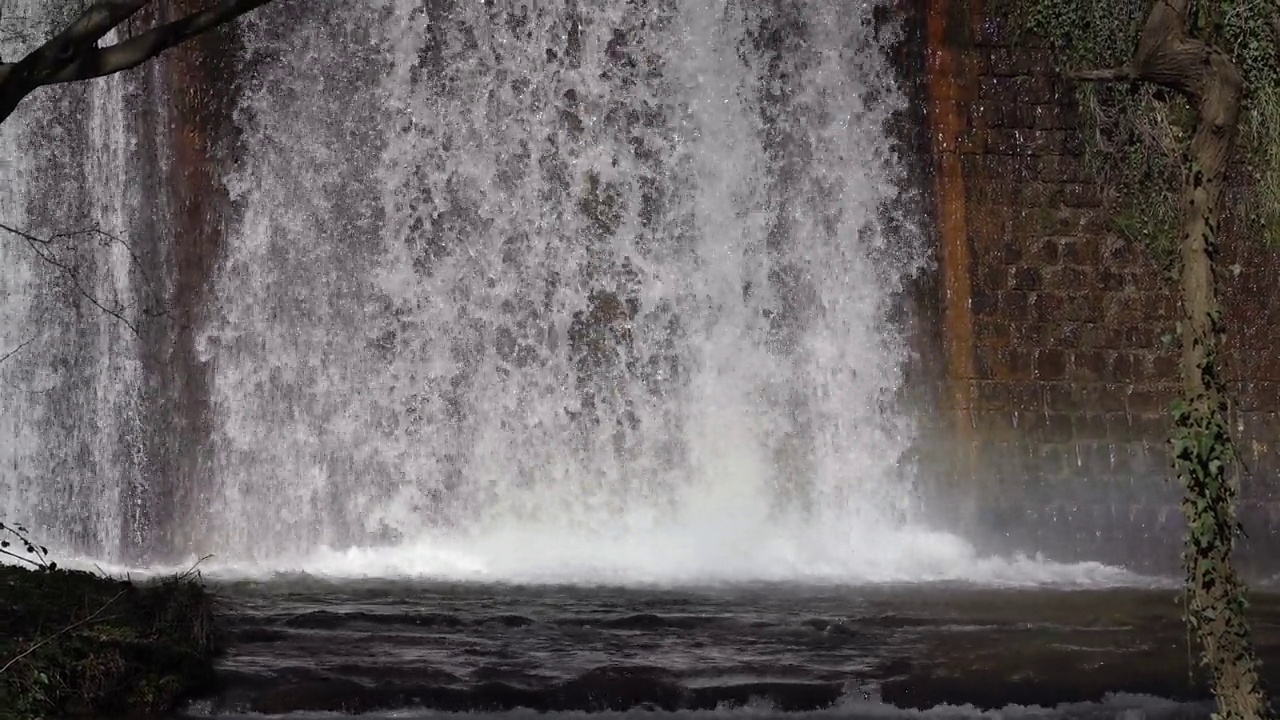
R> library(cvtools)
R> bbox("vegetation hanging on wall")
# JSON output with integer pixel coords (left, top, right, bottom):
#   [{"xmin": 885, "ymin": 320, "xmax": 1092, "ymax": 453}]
[
  {"xmin": 1007, "ymin": 1, "xmax": 1280, "ymax": 718},
  {"xmin": 1017, "ymin": 0, "xmax": 1279, "ymax": 263}
]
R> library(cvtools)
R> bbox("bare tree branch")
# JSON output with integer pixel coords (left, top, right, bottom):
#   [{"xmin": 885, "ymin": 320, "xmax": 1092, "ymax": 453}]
[
  {"xmin": 1067, "ymin": 67, "xmax": 1136, "ymax": 82},
  {"xmin": 0, "ymin": 222, "xmax": 169, "ymax": 336},
  {"xmin": 0, "ymin": 336, "xmax": 36, "ymax": 366},
  {"xmin": 0, "ymin": 589, "xmax": 126, "ymax": 674},
  {"xmin": 0, "ymin": 0, "xmax": 276, "ymax": 123},
  {"xmin": 47, "ymin": 0, "xmax": 275, "ymax": 84},
  {"xmin": 2, "ymin": 2, "xmax": 149, "ymax": 88}
]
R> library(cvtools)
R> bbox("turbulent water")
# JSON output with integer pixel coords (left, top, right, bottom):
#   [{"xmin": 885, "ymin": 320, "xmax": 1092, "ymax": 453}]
[
  {"xmin": 0, "ymin": 4, "xmax": 151, "ymax": 557},
  {"xmin": 182, "ymin": 579, "xmax": 1280, "ymax": 718},
  {"xmin": 198, "ymin": 0, "xmax": 929, "ymax": 575},
  {"xmin": 0, "ymin": 0, "xmax": 1153, "ymax": 587},
  {"xmin": 2, "ymin": 5, "xmax": 1235, "ymax": 717}
]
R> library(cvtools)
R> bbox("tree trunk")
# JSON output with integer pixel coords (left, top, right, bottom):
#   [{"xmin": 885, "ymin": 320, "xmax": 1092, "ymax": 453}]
[
  {"xmin": 1173, "ymin": 74, "xmax": 1273, "ymax": 720},
  {"xmin": 1073, "ymin": 1, "xmax": 1271, "ymax": 716}
]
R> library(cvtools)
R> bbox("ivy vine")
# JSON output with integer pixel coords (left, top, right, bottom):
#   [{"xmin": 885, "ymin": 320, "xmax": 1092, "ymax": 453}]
[{"xmin": 1016, "ymin": 0, "xmax": 1280, "ymax": 262}]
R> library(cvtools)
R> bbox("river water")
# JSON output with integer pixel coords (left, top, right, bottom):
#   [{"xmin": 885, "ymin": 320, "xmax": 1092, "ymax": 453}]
[{"xmin": 178, "ymin": 577, "xmax": 1280, "ymax": 719}]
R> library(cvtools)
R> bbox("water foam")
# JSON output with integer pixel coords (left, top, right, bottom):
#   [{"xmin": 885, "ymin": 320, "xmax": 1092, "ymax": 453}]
[
  {"xmin": 170, "ymin": 1, "xmax": 1149, "ymax": 588},
  {"xmin": 62, "ymin": 517, "xmax": 1155, "ymax": 589},
  {"xmin": 0, "ymin": 1, "xmax": 1156, "ymax": 589},
  {"xmin": 0, "ymin": 8, "xmax": 143, "ymax": 559},
  {"xmin": 186, "ymin": 692, "xmax": 1206, "ymax": 719}
]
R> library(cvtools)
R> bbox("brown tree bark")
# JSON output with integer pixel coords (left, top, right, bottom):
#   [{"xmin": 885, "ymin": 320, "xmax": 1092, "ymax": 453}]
[
  {"xmin": 1072, "ymin": 1, "xmax": 1269, "ymax": 717},
  {"xmin": 0, "ymin": 0, "xmax": 273, "ymax": 125}
]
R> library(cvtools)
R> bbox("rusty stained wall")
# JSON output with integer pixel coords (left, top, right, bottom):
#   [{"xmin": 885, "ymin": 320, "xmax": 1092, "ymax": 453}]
[
  {"xmin": 123, "ymin": 3, "xmax": 240, "ymax": 562},
  {"xmin": 914, "ymin": 0, "xmax": 1280, "ymax": 577}
]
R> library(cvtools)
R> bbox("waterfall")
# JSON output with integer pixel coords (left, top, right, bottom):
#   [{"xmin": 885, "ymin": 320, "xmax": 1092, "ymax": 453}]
[
  {"xmin": 0, "ymin": 4, "xmax": 149, "ymax": 561},
  {"xmin": 191, "ymin": 0, "xmax": 931, "ymax": 581},
  {"xmin": 2, "ymin": 0, "xmax": 1033, "ymax": 584}
]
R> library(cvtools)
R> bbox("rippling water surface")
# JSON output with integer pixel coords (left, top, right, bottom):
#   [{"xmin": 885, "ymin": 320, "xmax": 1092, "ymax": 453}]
[{"xmin": 180, "ymin": 577, "xmax": 1280, "ymax": 719}]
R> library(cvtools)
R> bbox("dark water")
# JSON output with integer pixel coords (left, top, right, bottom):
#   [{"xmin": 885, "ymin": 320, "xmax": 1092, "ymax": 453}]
[{"xmin": 181, "ymin": 578, "xmax": 1280, "ymax": 719}]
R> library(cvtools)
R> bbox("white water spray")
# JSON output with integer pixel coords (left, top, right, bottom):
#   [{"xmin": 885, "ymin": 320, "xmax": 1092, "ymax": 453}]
[
  {"xmin": 0, "ymin": 1, "xmax": 1151, "ymax": 587},
  {"xmin": 199, "ymin": 0, "xmax": 946, "ymax": 581},
  {"xmin": 0, "ymin": 6, "xmax": 143, "ymax": 559}
]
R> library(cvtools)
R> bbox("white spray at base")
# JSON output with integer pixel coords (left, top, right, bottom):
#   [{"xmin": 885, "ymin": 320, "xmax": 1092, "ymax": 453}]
[
  {"xmin": 165, "ymin": 0, "xmax": 1159, "ymax": 587},
  {"xmin": 0, "ymin": 1, "xmax": 1151, "ymax": 588}
]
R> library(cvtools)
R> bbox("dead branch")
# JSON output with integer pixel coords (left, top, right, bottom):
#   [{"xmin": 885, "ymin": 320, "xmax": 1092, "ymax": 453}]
[
  {"xmin": 0, "ymin": 589, "xmax": 126, "ymax": 675},
  {"xmin": 0, "ymin": 222, "xmax": 168, "ymax": 336},
  {"xmin": 0, "ymin": 336, "xmax": 36, "ymax": 365},
  {"xmin": 1067, "ymin": 67, "xmax": 1136, "ymax": 82},
  {"xmin": 0, "ymin": 0, "xmax": 276, "ymax": 123}
]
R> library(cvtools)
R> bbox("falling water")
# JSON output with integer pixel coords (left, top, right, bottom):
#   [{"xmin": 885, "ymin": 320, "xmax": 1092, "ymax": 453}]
[
  {"xmin": 191, "ymin": 0, "xmax": 941, "ymax": 582},
  {"xmin": 0, "ymin": 1, "xmax": 1144, "ymax": 586},
  {"xmin": 0, "ymin": 4, "xmax": 146, "ymax": 560}
]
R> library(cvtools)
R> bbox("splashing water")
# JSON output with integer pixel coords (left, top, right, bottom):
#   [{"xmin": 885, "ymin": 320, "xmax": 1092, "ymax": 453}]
[
  {"xmin": 192, "ymin": 0, "xmax": 1013, "ymax": 585},
  {"xmin": 0, "ymin": 4, "xmax": 145, "ymax": 560},
  {"xmin": 0, "ymin": 1, "xmax": 1153, "ymax": 588}
]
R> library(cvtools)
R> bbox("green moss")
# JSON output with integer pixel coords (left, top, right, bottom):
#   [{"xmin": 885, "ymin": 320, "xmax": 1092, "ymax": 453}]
[
  {"xmin": 0, "ymin": 565, "xmax": 218, "ymax": 719},
  {"xmin": 1016, "ymin": 0, "xmax": 1280, "ymax": 250}
]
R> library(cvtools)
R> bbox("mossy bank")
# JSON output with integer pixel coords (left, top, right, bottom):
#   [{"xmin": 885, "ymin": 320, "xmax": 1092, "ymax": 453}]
[{"xmin": 0, "ymin": 564, "xmax": 218, "ymax": 719}]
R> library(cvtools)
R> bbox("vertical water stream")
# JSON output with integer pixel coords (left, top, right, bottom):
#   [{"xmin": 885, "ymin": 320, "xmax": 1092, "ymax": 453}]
[
  {"xmin": 0, "ymin": 5, "xmax": 148, "ymax": 560},
  {"xmin": 194, "ymin": 0, "xmax": 928, "ymax": 580}
]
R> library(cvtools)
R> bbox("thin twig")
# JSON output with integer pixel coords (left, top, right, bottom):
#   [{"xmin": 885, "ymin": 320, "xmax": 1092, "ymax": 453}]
[
  {"xmin": 1067, "ymin": 66, "xmax": 1137, "ymax": 82},
  {"xmin": 0, "ymin": 547, "xmax": 42, "ymax": 569},
  {"xmin": 178, "ymin": 554, "xmax": 215, "ymax": 581},
  {"xmin": 0, "ymin": 221, "xmax": 153, "ymax": 336},
  {"xmin": 0, "ymin": 589, "xmax": 127, "ymax": 675},
  {"xmin": 0, "ymin": 336, "xmax": 35, "ymax": 366}
]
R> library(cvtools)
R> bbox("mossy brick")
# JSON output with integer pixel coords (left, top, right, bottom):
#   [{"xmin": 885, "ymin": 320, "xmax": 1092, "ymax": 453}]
[
  {"xmin": 978, "ymin": 154, "xmax": 1038, "ymax": 183},
  {"xmin": 1081, "ymin": 322, "xmax": 1125, "ymax": 349},
  {"xmin": 1008, "ymin": 265, "xmax": 1042, "ymax": 291},
  {"xmin": 1088, "ymin": 384, "xmax": 1132, "ymax": 414},
  {"xmin": 1103, "ymin": 293, "xmax": 1150, "ymax": 326},
  {"xmin": 1096, "ymin": 269, "xmax": 1127, "ymax": 292},
  {"xmin": 1016, "ymin": 181, "xmax": 1062, "ymax": 208},
  {"xmin": 1038, "ymin": 154, "xmax": 1091, "ymax": 183},
  {"xmin": 972, "ymin": 268, "xmax": 1006, "ymax": 305},
  {"xmin": 1127, "ymin": 385, "xmax": 1177, "ymax": 415},
  {"xmin": 970, "ymin": 286, "xmax": 998, "ymax": 315},
  {"xmin": 1039, "ymin": 263, "xmax": 1090, "ymax": 292},
  {"xmin": 1028, "ymin": 291, "xmax": 1063, "ymax": 321},
  {"xmin": 1042, "ymin": 381, "xmax": 1082, "ymax": 413},
  {"xmin": 1061, "ymin": 294, "xmax": 1103, "ymax": 322},
  {"xmin": 1058, "ymin": 237, "xmax": 1101, "ymax": 264},
  {"xmin": 1035, "ymin": 348, "xmax": 1069, "ymax": 379},
  {"xmin": 1032, "ymin": 104, "xmax": 1081, "ymax": 131},
  {"xmin": 1123, "ymin": 323, "xmax": 1164, "ymax": 350},
  {"xmin": 1110, "ymin": 351, "xmax": 1138, "ymax": 383},
  {"xmin": 986, "ymin": 128, "xmax": 1069, "ymax": 155},
  {"xmin": 973, "ymin": 15, "xmax": 1012, "ymax": 45},
  {"xmin": 1025, "ymin": 237, "xmax": 1061, "ymax": 264},
  {"xmin": 1069, "ymin": 349, "xmax": 1107, "ymax": 381},
  {"xmin": 976, "ymin": 346, "xmax": 1010, "ymax": 380},
  {"xmin": 975, "ymin": 318, "xmax": 1012, "ymax": 347},
  {"xmin": 1004, "ymin": 382, "xmax": 1044, "ymax": 413},
  {"xmin": 1060, "ymin": 183, "xmax": 1101, "ymax": 208},
  {"xmin": 985, "ymin": 47, "xmax": 1050, "ymax": 76},
  {"xmin": 974, "ymin": 380, "xmax": 1012, "ymax": 410},
  {"xmin": 999, "ymin": 290, "xmax": 1030, "ymax": 320},
  {"xmin": 1045, "ymin": 312, "xmax": 1083, "ymax": 340},
  {"xmin": 1011, "ymin": 321, "xmax": 1048, "ymax": 346}
]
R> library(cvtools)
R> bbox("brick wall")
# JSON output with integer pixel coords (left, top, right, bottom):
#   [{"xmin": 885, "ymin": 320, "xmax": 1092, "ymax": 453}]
[{"xmin": 913, "ymin": 0, "xmax": 1280, "ymax": 578}]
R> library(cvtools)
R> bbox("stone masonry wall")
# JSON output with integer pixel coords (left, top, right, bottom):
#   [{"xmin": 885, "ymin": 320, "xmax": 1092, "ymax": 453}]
[{"xmin": 914, "ymin": 0, "xmax": 1280, "ymax": 578}]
